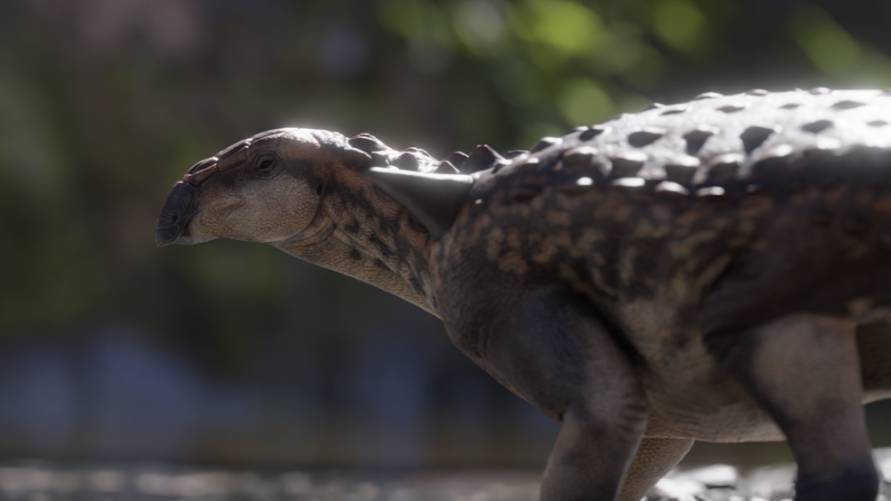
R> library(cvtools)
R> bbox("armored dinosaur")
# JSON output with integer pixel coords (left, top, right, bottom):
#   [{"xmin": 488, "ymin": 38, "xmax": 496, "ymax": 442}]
[{"xmin": 157, "ymin": 89, "xmax": 891, "ymax": 501}]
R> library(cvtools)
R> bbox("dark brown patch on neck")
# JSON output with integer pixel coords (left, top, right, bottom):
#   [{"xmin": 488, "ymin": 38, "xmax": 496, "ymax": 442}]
[
  {"xmin": 344, "ymin": 219, "xmax": 361, "ymax": 235},
  {"xmin": 321, "ymin": 169, "xmax": 435, "ymax": 303}
]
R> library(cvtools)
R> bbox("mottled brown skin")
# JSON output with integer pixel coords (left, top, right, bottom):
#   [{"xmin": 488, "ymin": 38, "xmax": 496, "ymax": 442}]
[{"xmin": 158, "ymin": 89, "xmax": 891, "ymax": 501}]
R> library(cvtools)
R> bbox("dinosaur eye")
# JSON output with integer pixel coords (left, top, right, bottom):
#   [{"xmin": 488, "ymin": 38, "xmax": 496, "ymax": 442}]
[{"xmin": 254, "ymin": 154, "xmax": 276, "ymax": 174}]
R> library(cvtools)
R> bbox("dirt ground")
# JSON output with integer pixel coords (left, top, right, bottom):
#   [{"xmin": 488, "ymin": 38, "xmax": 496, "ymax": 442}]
[{"xmin": 0, "ymin": 449, "xmax": 887, "ymax": 500}]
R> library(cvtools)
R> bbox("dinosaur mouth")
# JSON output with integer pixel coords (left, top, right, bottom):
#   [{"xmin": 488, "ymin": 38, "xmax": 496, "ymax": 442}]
[{"xmin": 156, "ymin": 181, "xmax": 199, "ymax": 246}]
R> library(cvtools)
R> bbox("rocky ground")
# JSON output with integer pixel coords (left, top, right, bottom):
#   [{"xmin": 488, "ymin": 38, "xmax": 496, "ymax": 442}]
[{"xmin": 0, "ymin": 449, "xmax": 887, "ymax": 500}]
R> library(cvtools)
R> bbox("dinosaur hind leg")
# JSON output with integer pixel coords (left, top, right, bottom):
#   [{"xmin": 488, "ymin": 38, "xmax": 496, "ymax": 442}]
[
  {"xmin": 857, "ymin": 320, "xmax": 891, "ymax": 399},
  {"xmin": 716, "ymin": 314, "xmax": 880, "ymax": 501}
]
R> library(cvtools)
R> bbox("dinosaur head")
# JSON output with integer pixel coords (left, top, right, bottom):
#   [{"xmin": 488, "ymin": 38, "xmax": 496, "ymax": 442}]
[{"xmin": 156, "ymin": 128, "xmax": 371, "ymax": 246}]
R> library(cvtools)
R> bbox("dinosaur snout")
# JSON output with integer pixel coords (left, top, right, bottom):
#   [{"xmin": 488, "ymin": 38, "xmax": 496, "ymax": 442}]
[{"xmin": 156, "ymin": 181, "xmax": 199, "ymax": 247}]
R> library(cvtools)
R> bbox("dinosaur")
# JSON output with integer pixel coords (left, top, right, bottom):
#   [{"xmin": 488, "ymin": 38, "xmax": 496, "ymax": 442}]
[{"xmin": 156, "ymin": 89, "xmax": 891, "ymax": 501}]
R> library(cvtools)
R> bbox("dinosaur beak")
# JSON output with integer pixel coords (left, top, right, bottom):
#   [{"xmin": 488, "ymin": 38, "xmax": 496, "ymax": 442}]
[{"xmin": 156, "ymin": 181, "xmax": 199, "ymax": 247}]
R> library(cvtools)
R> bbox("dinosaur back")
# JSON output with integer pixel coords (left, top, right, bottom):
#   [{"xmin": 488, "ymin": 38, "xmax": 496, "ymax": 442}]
[
  {"xmin": 441, "ymin": 89, "xmax": 891, "ymax": 332},
  {"xmin": 498, "ymin": 88, "xmax": 891, "ymax": 197}
]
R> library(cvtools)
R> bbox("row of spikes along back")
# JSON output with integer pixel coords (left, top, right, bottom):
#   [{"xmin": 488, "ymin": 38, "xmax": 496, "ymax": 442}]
[{"xmin": 346, "ymin": 132, "xmax": 531, "ymax": 174}]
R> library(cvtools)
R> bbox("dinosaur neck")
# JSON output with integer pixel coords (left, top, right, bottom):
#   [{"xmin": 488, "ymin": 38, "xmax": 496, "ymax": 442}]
[{"xmin": 273, "ymin": 168, "xmax": 438, "ymax": 316}]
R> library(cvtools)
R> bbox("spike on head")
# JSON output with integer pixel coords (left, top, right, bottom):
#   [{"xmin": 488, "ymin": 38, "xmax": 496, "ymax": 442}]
[{"xmin": 366, "ymin": 167, "xmax": 474, "ymax": 238}]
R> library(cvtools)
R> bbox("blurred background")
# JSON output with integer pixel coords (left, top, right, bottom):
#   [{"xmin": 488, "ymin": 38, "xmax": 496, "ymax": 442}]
[{"xmin": 1, "ymin": 0, "xmax": 891, "ymax": 473}]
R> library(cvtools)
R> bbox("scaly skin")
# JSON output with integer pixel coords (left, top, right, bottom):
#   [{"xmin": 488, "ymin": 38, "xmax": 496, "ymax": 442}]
[{"xmin": 157, "ymin": 89, "xmax": 891, "ymax": 501}]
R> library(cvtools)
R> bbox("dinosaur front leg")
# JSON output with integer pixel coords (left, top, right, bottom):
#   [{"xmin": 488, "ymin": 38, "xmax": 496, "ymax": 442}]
[
  {"xmin": 541, "ymin": 401, "xmax": 646, "ymax": 501},
  {"xmin": 717, "ymin": 314, "xmax": 880, "ymax": 501},
  {"xmin": 464, "ymin": 287, "xmax": 648, "ymax": 501}
]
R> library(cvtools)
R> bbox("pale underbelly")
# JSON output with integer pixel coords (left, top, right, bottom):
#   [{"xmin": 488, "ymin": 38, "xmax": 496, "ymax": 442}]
[
  {"xmin": 613, "ymin": 291, "xmax": 891, "ymax": 440},
  {"xmin": 630, "ymin": 322, "xmax": 891, "ymax": 443},
  {"xmin": 638, "ymin": 360, "xmax": 786, "ymax": 443}
]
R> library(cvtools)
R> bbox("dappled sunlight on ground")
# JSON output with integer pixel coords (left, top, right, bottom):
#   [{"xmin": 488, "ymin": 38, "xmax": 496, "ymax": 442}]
[{"xmin": 0, "ymin": 449, "xmax": 887, "ymax": 500}]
